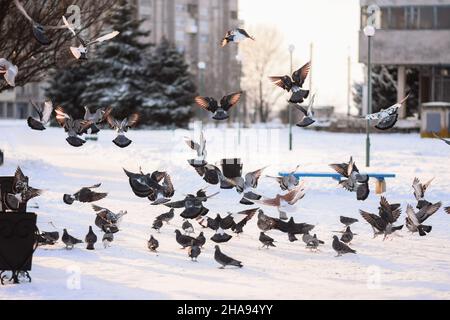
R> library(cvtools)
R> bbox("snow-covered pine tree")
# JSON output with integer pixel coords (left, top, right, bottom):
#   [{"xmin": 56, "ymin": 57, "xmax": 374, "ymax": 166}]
[
  {"xmin": 141, "ymin": 38, "xmax": 196, "ymax": 127},
  {"xmin": 80, "ymin": 0, "xmax": 150, "ymax": 120}
]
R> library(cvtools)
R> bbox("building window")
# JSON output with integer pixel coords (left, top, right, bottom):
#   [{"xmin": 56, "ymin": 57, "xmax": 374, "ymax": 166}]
[
  {"xmin": 437, "ymin": 6, "xmax": 450, "ymax": 29},
  {"xmin": 390, "ymin": 7, "xmax": 406, "ymax": 29},
  {"xmin": 406, "ymin": 6, "xmax": 419, "ymax": 29},
  {"xmin": 380, "ymin": 7, "xmax": 390, "ymax": 29},
  {"xmin": 6, "ymin": 103, "xmax": 13, "ymax": 118},
  {"xmin": 17, "ymin": 102, "xmax": 28, "ymax": 119},
  {"xmin": 230, "ymin": 10, "xmax": 238, "ymax": 20},
  {"xmin": 419, "ymin": 6, "xmax": 435, "ymax": 29},
  {"xmin": 0, "ymin": 102, "xmax": 4, "ymax": 118},
  {"xmin": 187, "ymin": 4, "xmax": 198, "ymax": 17}
]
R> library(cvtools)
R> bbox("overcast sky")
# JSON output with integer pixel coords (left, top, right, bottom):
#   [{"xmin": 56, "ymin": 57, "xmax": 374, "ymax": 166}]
[{"xmin": 239, "ymin": 0, "xmax": 363, "ymax": 113}]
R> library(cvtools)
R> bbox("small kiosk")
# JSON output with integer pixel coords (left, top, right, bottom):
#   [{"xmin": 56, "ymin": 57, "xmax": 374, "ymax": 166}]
[{"xmin": 421, "ymin": 102, "xmax": 450, "ymax": 138}]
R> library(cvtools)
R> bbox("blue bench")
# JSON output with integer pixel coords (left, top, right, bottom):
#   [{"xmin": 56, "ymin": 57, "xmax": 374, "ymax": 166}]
[{"xmin": 278, "ymin": 172, "xmax": 397, "ymax": 194}]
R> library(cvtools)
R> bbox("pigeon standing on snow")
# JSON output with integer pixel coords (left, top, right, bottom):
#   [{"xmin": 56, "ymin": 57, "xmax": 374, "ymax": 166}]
[
  {"xmin": 175, "ymin": 230, "xmax": 197, "ymax": 249},
  {"xmin": 37, "ymin": 231, "xmax": 59, "ymax": 246},
  {"xmin": 55, "ymin": 106, "xmax": 92, "ymax": 147},
  {"xmin": 259, "ymin": 232, "xmax": 276, "ymax": 249},
  {"xmin": 433, "ymin": 133, "xmax": 450, "ymax": 146},
  {"xmin": 106, "ymin": 113, "xmax": 140, "ymax": 148},
  {"xmin": 270, "ymin": 62, "xmax": 311, "ymax": 104},
  {"xmin": 266, "ymin": 165, "xmax": 300, "ymax": 191},
  {"xmin": 147, "ymin": 235, "xmax": 159, "ymax": 252},
  {"xmin": 196, "ymin": 232, "xmax": 206, "ymax": 248},
  {"xmin": 0, "ymin": 58, "xmax": 18, "ymax": 87},
  {"xmin": 27, "ymin": 100, "xmax": 54, "ymax": 131},
  {"xmin": 294, "ymin": 94, "xmax": 316, "ymax": 128},
  {"xmin": 194, "ymin": 92, "xmax": 242, "ymax": 121},
  {"xmin": 62, "ymin": 16, "xmax": 119, "ymax": 60},
  {"xmin": 102, "ymin": 228, "xmax": 114, "ymax": 248},
  {"xmin": 365, "ymin": 94, "xmax": 410, "ymax": 130},
  {"xmin": 257, "ymin": 209, "xmax": 278, "ymax": 232},
  {"xmin": 405, "ymin": 202, "xmax": 442, "ymax": 236},
  {"xmin": 62, "ymin": 229, "xmax": 83, "ymax": 250},
  {"xmin": 156, "ymin": 209, "xmax": 175, "ymax": 224},
  {"xmin": 302, "ymin": 232, "xmax": 324, "ymax": 250},
  {"xmin": 152, "ymin": 218, "xmax": 163, "ymax": 232},
  {"xmin": 214, "ymin": 245, "xmax": 243, "ymax": 269},
  {"xmin": 221, "ymin": 28, "xmax": 254, "ymax": 47},
  {"xmin": 340, "ymin": 227, "xmax": 354, "ymax": 244},
  {"xmin": 332, "ymin": 236, "xmax": 356, "ymax": 257},
  {"xmin": 184, "ymin": 131, "xmax": 207, "ymax": 168},
  {"xmin": 330, "ymin": 157, "xmax": 370, "ymax": 201},
  {"xmin": 85, "ymin": 226, "xmax": 97, "ymax": 250},
  {"xmin": 63, "ymin": 184, "xmax": 107, "ymax": 205},
  {"xmin": 188, "ymin": 240, "xmax": 201, "ymax": 262},
  {"xmin": 182, "ymin": 220, "xmax": 195, "ymax": 235}
]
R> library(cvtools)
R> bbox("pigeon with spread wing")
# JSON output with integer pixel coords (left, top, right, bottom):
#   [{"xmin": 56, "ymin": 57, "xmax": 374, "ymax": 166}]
[
  {"xmin": 270, "ymin": 62, "xmax": 311, "ymax": 104},
  {"xmin": 194, "ymin": 92, "xmax": 242, "ymax": 121}
]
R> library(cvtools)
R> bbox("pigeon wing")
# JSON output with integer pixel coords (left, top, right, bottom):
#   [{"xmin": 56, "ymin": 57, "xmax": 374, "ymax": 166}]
[
  {"xmin": 269, "ymin": 76, "xmax": 292, "ymax": 92},
  {"xmin": 416, "ymin": 202, "xmax": 442, "ymax": 223},
  {"xmin": 41, "ymin": 101, "xmax": 53, "ymax": 124},
  {"xmin": 220, "ymin": 92, "xmax": 242, "ymax": 111},
  {"xmin": 55, "ymin": 106, "xmax": 70, "ymax": 128},
  {"xmin": 329, "ymin": 163, "xmax": 349, "ymax": 178},
  {"xmin": 292, "ymin": 61, "xmax": 311, "ymax": 87},
  {"xmin": 360, "ymin": 210, "xmax": 386, "ymax": 231},
  {"xmin": 406, "ymin": 204, "xmax": 420, "ymax": 226},
  {"xmin": 88, "ymin": 31, "xmax": 119, "ymax": 46},
  {"xmin": 195, "ymin": 96, "xmax": 218, "ymax": 112}
]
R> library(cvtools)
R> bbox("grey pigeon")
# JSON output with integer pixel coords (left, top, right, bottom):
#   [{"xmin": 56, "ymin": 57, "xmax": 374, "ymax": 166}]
[
  {"xmin": 188, "ymin": 240, "xmax": 201, "ymax": 262},
  {"xmin": 0, "ymin": 58, "xmax": 18, "ymax": 87},
  {"xmin": 340, "ymin": 226, "xmax": 354, "ymax": 244},
  {"xmin": 365, "ymin": 95, "xmax": 409, "ymax": 130},
  {"xmin": 294, "ymin": 94, "xmax": 316, "ymax": 128},
  {"xmin": 266, "ymin": 165, "xmax": 300, "ymax": 191},
  {"xmin": 412, "ymin": 177, "xmax": 434, "ymax": 201},
  {"xmin": 302, "ymin": 232, "xmax": 324, "ymax": 250},
  {"xmin": 85, "ymin": 226, "xmax": 97, "ymax": 250},
  {"xmin": 214, "ymin": 245, "xmax": 243, "ymax": 269},
  {"xmin": 195, "ymin": 92, "xmax": 242, "ymax": 121},
  {"xmin": 182, "ymin": 220, "xmax": 195, "ymax": 235},
  {"xmin": 231, "ymin": 166, "xmax": 268, "ymax": 205},
  {"xmin": 406, "ymin": 202, "xmax": 442, "ymax": 236},
  {"xmin": 221, "ymin": 28, "xmax": 255, "ymax": 47},
  {"xmin": 82, "ymin": 106, "xmax": 112, "ymax": 134},
  {"xmin": 257, "ymin": 210, "xmax": 278, "ymax": 232},
  {"xmin": 106, "ymin": 113, "xmax": 140, "ymax": 148},
  {"xmin": 13, "ymin": 0, "xmax": 53, "ymax": 46},
  {"xmin": 231, "ymin": 208, "xmax": 258, "ymax": 235},
  {"xmin": 27, "ymin": 100, "xmax": 54, "ymax": 131},
  {"xmin": 55, "ymin": 106, "xmax": 92, "ymax": 147},
  {"xmin": 152, "ymin": 218, "xmax": 163, "ymax": 232},
  {"xmin": 62, "ymin": 229, "xmax": 83, "ymax": 250},
  {"xmin": 184, "ymin": 130, "xmax": 207, "ymax": 168},
  {"xmin": 360, "ymin": 197, "xmax": 403, "ymax": 239},
  {"xmin": 196, "ymin": 232, "xmax": 206, "ymax": 248},
  {"xmin": 147, "ymin": 235, "xmax": 159, "ymax": 252},
  {"xmin": 340, "ymin": 216, "xmax": 359, "ymax": 227},
  {"xmin": 37, "ymin": 231, "xmax": 59, "ymax": 246},
  {"xmin": 270, "ymin": 62, "xmax": 311, "ymax": 104},
  {"xmin": 259, "ymin": 232, "xmax": 276, "ymax": 249},
  {"xmin": 165, "ymin": 189, "xmax": 219, "ymax": 220},
  {"xmin": 157, "ymin": 209, "xmax": 175, "ymax": 224},
  {"xmin": 5, "ymin": 167, "xmax": 43, "ymax": 210},
  {"xmin": 211, "ymin": 229, "xmax": 233, "ymax": 243},
  {"xmin": 102, "ymin": 229, "xmax": 114, "ymax": 248},
  {"xmin": 175, "ymin": 230, "xmax": 197, "ymax": 249},
  {"xmin": 332, "ymin": 236, "xmax": 356, "ymax": 257},
  {"xmin": 330, "ymin": 157, "xmax": 370, "ymax": 201},
  {"xmin": 64, "ymin": 184, "xmax": 107, "ymax": 205}
]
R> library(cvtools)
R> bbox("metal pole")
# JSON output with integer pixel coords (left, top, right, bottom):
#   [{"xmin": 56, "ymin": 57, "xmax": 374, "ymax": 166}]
[
  {"xmin": 238, "ymin": 62, "xmax": 242, "ymax": 145},
  {"xmin": 366, "ymin": 36, "xmax": 372, "ymax": 168},
  {"xmin": 289, "ymin": 50, "xmax": 293, "ymax": 151},
  {"xmin": 347, "ymin": 52, "xmax": 351, "ymax": 117}
]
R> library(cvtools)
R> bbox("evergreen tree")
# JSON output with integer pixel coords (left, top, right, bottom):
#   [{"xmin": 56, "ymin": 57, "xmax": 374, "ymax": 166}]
[
  {"xmin": 80, "ymin": 0, "xmax": 150, "ymax": 119},
  {"xmin": 141, "ymin": 38, "xmax": 197, "ymax": 127}
]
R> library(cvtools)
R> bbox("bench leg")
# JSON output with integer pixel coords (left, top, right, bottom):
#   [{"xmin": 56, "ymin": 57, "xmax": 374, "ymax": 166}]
[{"xmin": 375, "ymin": 179, "xmax": 386, "ymax": 195}]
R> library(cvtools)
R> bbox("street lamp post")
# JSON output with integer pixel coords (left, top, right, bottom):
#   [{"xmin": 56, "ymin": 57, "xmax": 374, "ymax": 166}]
[
  {"xmin": 236, "ymin": 55, "xmax": 243, "ymax": 145},
  {"xmin": 288, "ymin": 44, "xmax": 295, "ymax": 151},
  {"xmin": 198, "ymin": 61, "xmax": 206, "ymax": 128},
  {"xmin": 363, "ymin": 25, "xmax": 375, "ymax": 168}
]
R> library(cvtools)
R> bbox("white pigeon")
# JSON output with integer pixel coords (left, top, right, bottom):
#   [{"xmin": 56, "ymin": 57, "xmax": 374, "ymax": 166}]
[
  {"xmin": 0, "ymin": 58, "xmax": 18, "ymax": 87},
  {"xmin": 184, "ymin": 130, "xmax": 207, "ymax": 167}
]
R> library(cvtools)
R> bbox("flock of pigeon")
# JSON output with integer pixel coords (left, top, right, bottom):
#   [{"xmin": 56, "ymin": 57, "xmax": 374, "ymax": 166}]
[{"xmin": 1, "ymin": 2, "xmax": 450, "ymax": 270}]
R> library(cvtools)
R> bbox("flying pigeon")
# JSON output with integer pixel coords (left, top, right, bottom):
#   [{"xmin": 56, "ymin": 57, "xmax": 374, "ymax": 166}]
[
  {"xmin": 230, "ymin": 208, "xmax": 259, "ymax": 235},
  {"xmin": 266, "ymin": 165, "xmax": 300, "ymax": 191},
  {"xmin": 55, "ymin": 106, "xmax": 92, "ymax": 147},
  {"xmin": 274, "ymin": 217, "xmax": 315, "ymax": 235},
  {"xmin": 62, "ymin": 16, "xmax": 119, "ymax": 60},
  {"xmin": 123, "ymin": 168, "xmax": 172, "ymax": 204},
  {"xmin": 149, "ymin": 173, "xmax": 175, "ymax": 205},
  {"xmin": 232, "ymin": 166, "xmax": 268, "ymax": 205},
  {"xmin": 156, "ymin": 209, "xmax": 175, "ymax": 224},
  {"xmin": 196, "ymin": 232, "xmax": 206, "ymax": 248},
  {"xmin": 152, "ymin": 218, "xmax": 163, "ymax": 232},
  {"xmin": 412, "ymin": 177, "xmax": 434, "ymax": 201},
  {"xmin": 36, "ymin": 231, "xmax": 59, "ymax": 246},
  {"xmin": 365, "ymin": 94, "xmax": 410, "ymax": 130},
  {"xmin": 62, "ymin": 229, "xmax": 83, "ymax": 250},
  {"xmin": 340, "ymin": 226, "xmax": 354, "ymax": 244},
  {"xmin": 257, "ymin": 209, "xmax": 278, "ymax": 232},
  {"xmin": 165, "ymin": 189, "xmax": 219, "ymax": 220},
  {"xmin": 259, "ymin": 232, "xmax": 276, "ymax": 249},
  {"xmin": 330, "ymin": 157, "xmax": 370, "ymax": 201},
  {"xmin": 0, "ymin": 58, "xmax": 18, "ymax": 87},
  {"xmin": 188, "ymin": 240, "xmax": 201, "ymax": 262},
  {"xmin": 270, "ymin": 62, "xmax": 311, "ymax": 104},
  {"xmin": 5, "ymin": 167, "xmax": 43, "ymax": 210},
  {"xmin": 106, "ymin": 113, "xmax": 140, "ymax": 148},
  {"xmin": 102, "ymin": 228, "xmax": 114, "ymax": 248},
  {"xmin": 85, "ymin": 226, "xmax": 97, "ymax": 250},
  {"xmin": 82, "ymin": 106, "xmax": 112, "ymax": 134},
  {"xmin": 294, "ymin": 94, "xmax": 316, "ymax": 127},
  {"xmin": 405, "ymin": 202, "xmax": 442, "ymax": 236},
  {"xmin": 194, "ymin": 92, "xmax": 242, "ymax": 121},
  {"xmin": 221, "ymin": 28, "xmax": 254, "ymax": 47},
  {"xmin": 14, "ymin": 0, "xmax": 54, "ymax": 45},
  {"xmin": 302, "ymin": 232, "xmax": 324, "ymax": 250},
  {"xmin": 433, "ymin": 133, "xmax": 450, "ymax": 146},
  {"xmin": 340, "ymin": 216, "xmax": 359, "ymax": 227},
  {"xmin": 184, "ymin": 131, "xmax": 207, "ymax": 168},
  {"xmin": 214, "ymin": 245, "xmax": 243, "ymax": 269},
  {"xmin": 93, "ymin": 205, "xmax": 126, "ymax": 233},
  {"xmin": 182, "ymin": 220, "xmax": 195, "ymax": 235},
  {"xmin": 360, "ymin": 197, "xmax": 403, "ymax": 239},
  {"xmin": 147, "ymin": 235, "xmax": 159, "ymax": 252},
  {"xmin": 63, "ymin": 184, "xmax": 107, "ymax": 205},
  {"xmin": 332, "ymin": 235, "xmax": 356, "ymax": 257},
  {"xmin": 252, "ymin": 183, "xmax": 306, "ymax": 220},
  {"xmin": 193, "ymin": 163, "xmax": 234, "ymax": 186},
  {"xmin": 175, "ymin": 230, "xmax": 197, "ymax": 249},
  {"xmin": 27, "ymin": 100, "xmax": 53, "ymax": 131},
  {"xmin": 210, "ymin": 228, "xmax": 233, "ymax": 243}
]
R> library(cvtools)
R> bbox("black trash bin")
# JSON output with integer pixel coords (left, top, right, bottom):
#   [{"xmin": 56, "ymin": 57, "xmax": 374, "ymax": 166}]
[{"xmin": 220, "ymin": 158, "xmax": 243, "ymax": 189}]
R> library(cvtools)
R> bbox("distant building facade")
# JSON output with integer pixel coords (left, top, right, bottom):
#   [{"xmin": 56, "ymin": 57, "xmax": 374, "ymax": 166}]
[{"xmin": 359, "ymin": 0, "xmax": 450, "ymax": 119}]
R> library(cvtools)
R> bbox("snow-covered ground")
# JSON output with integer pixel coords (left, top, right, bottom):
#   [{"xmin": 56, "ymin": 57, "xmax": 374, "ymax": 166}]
[{"xmin": 0, "ymin": 120, "xmax": 449, "ymax": 300}]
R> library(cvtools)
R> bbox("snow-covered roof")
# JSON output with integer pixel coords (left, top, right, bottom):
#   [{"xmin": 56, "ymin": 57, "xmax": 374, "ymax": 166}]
[{"xmin": 422, "ymin": 102, "xmax": 450, "ymax": 108}]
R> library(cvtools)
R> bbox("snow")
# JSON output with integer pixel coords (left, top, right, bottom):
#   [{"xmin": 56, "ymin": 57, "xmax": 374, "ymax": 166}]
[{"xmin": 0, "ymin": 120, "xmax": 449, "ymax": 300}]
